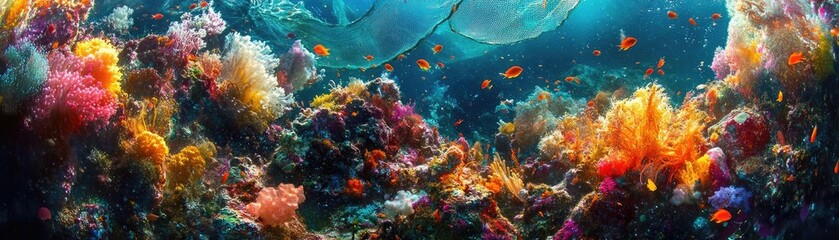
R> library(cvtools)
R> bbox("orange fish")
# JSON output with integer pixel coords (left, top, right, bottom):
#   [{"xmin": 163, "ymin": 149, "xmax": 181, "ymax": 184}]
[
  {"xmin": 189, "ymin": 3, "xmax": 197, "ymax": 10},
  {"xmin": 831, "ymin": 28, "xmax": 839, "ymax": 37},
  {"xmin": 313, "ymin": 44, "xmax": 330, "ymax": 56},
  {"xmin": 454, "ymin": 119, "xmax": 463, "ymax": 127},
  {"xmin": 51, "ymin": 42, "xmax": 59, "ymax": 49},
  {"xmin": 788, "ymin": 52, "xmax": 805, "ymax": 65},
  {"xmin": 592, "ymin": 49, "xmax": 601, "ymax": 56},
  {"xmin": 364, "ymin": 55, "xmax": 374, "ymax": 61},
  {"xmin": 397, "ymin": 54, "xmax": 406, "ymax": 60},
  {"xmin": 835, "ymin": 159, "xmax": 839, "ymax": 174},
  {"xmin": 501, "ymin": 66, "xmax": 523, "ymax": 78},
  {"xmin": 657, "ymin": 57, "xmax": 665, "ymax": 69},
  {"xmin": 619, "ymin": 37, "xmax": 637, "ymax": 51},
  {"xmin": 710, "ymin": 209, "xmax": 732, "ymax": 223},
  {"xmin": 221, "ymin": 171, "xmax": 229, "ymax": 184},
  {"xmin": 688, "ymin": 18, "xmax": 697, "ymax": 26},
  {"xmin": 777, "ymin": 91, "xmax": 783, "ymax": 102},
  {"xmin": 810, "ymin": 126, "xmax": 817, "ymax": 143},
  {"xmin": 436, "ymin": 61, "xmax": 445, "ymax": 68},
  {"xmin": 200, "ymin": 1, "xmax": 208, "ymax": 8},
  {"xmin": 667, "ymin": 10, "xmax": 678, "ymax": 19},
  {"xmin": 416, "ymin": 59, "xmax": 431, "ymax": 71},
  {"xmin": 481, "ymin": 79, "xmax": 492, "ymax": 89},
  {"xmin": 151, "ymin": 13, "xmax": 164, "ymax": 20},
  {"xmin": 644, "ymin": 68, "xmax": 654, "ymax": 79},
  {"xmin": 432, "ymin": 44, "xmax": 443, "ymax": 54},
  {"xmin": 565, "ymin": 76, "xmax": 580, "ymax": 84},
  {"xmin": 711, "ymin": 13, "xmax": 722, "ymax": 21},
  {"xmin": 384, "ymin": 63, "xmax": 394, "ymax": 72},
  {"xmin": 657, "ymin": 69, "xmax": 665, "ymax": 75}
]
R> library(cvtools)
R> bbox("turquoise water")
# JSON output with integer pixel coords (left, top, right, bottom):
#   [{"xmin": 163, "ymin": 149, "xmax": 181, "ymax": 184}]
[{"xmin": 2, "ymin": 0, "xmax": 839, "ymax": 239}]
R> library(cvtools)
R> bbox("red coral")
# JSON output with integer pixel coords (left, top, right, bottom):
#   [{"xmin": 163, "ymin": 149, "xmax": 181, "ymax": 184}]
[
  {"xmin": 345, "ymin": 178, "xmax": 364, "ymax": 198},
  {"xmin": 597, "ymin": 156, "xmax": 630, "ymax": 178}
]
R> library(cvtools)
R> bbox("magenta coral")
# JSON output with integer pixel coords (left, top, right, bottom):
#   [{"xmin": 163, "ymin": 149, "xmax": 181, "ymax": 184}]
[
  {"xmin": 246, "ymin": 183, "xmax": 305, "ymax": 226},
  {"xmin": 710, "ymin": 47, "xmax": 731, "ymax": 80},
  {"xmin": 26, "ymin": 70, "xmax": 117, "ymax": 135}
]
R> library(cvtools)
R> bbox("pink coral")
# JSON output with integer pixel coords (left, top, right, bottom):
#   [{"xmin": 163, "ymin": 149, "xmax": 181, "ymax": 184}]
[
  {"xmin": 27, "ymin": 70, "xmax": 117, "ymax": 135},
  {"xmin": 246, "ymin": 183, "xmax": 305, "ymax": 226},
  {"xmin": 710, "ymin": 47, "xmax": 731, "ymax": 79}
]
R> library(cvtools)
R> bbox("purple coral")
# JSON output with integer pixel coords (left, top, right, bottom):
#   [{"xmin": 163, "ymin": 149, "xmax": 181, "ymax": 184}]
[
  {"xmin": 598, "ymin": 177, "xmax": 618, "ymax": 195},
  {"xmin": 390, "ymin": 102, "xmax": 415, "ymax": 123},
  {"xmin": 710, "ymin": 47, "xmax": 731, "ymax": 79},
  {"xmin": 277, "ymin": 40, "xmax": 321, "ymax": 93},
  {"xmin": 553, "ymin": 219, "xmax": 581, "ymax": 240},
  {"xmin": 709, "ymin": 186, "xmax": 752, "ymax": 212}
]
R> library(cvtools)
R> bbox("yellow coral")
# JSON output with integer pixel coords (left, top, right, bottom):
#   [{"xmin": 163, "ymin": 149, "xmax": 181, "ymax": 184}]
[
  {"xmin": 132, "ymin": 131, "xmax": 169, "ymax": 166},
  {"xmin": 74, "ymin": 38, "xmax": 122, "ymax": 94},
  {"xmin": 600, "ymin": 84, "xmax": 707, "ymax": 181},
  {"xmin": 489, "ymin": 153, "xmax": 525, "ymax": 202},
  {"xmin": 311, "ymin": 93, "xmax": 341, "ymax": 111},
  {"xmin": 678, "ymin": 153, "xmax": 711, "ymax": 187},
  {"xmin": 2, "ymin": 0, "xmax": 28, "ymax": 31},
  {"xmin": 497, "ymin": 121, "xmax": 515, "ymax": 135},
  {"xmin": 167, "ymin": 146, "xmax": 206, "ymax": 187}
]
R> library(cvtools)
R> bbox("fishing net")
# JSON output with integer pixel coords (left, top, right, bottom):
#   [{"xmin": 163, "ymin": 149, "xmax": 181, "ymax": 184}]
[
  {"xmin": 248, "ymin": 0, "xmax": 579, "ymax": 68},
  {"xmin": 248, "ymin": 0, "xmax": 460, "ymax": 69},
  {"xmin": 450, "ymin": 0, "xmax": 580, "ymax": 44}
]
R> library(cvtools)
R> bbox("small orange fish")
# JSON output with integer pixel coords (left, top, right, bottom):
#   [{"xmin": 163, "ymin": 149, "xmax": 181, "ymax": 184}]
[
  {"xmin": 221, "ymin": 171, "xmax": 229, "ymax": 184},
  {"xmin": 688, "ymin": 18, "xmax": 697, "ymax": 26},
  {"xmin": 397, "ymin": 54, "xmax": 406, "ymax": 60},
  {"xmin": 619, "ymin": 37, "xmax": 637, "ymax": 51},
  {"xmin": 667, "ymin": 10, "xmax": 678, "ymax": 19},
  {"xmin": 565, "ymin": 76, "xmax": 580, "ymax": 84},
  {"xmin": 711, "ymin": 13, "xmax": 722, "ymax": 21},
  {"xmin": 537, "ymin": 91, "xmax": 549, "ymax": 101},
  {"xmin": 834, "ymin": 159, "xmax": 839, "ymax": 174},
  {"xmin": 788, "ymin": 52, "xmax": 805, "ymax": 65},
  {"xmin": 777, "ymin": 91, "xmax": 783, "ymax": 102},
  {"xmin": 51, "ymin": 42, "xmax": 59, "ymax": 49},
  {"xmin": 200, "ymin": 1, "xmax": 208, "ymax": 8},
  {"xmin": 644, "ymin": 68, "xmax": 654, "ymax": 78},
  {"xmin": 365, "ymin": 55, "xmax": 374, "ymax": 61},
  {"xmin": 151, "ymin": 13, "xmax": 164, "ymax": 20},
  {"xmin": 454, "ymin": 119, "xmax": 463, "ymax": 127},
  {"xmin": 831, "ymin": 28, "xmax": 839, "ymax": 37},
  {"xmin": 313, "ymin": 44, "xmax": 330, "ymax": 56},
  {"xmin": 501, "ymin": 66, "xmax": 523, "ymax": 78},
  {"xmin": 436, "ymin": 62, "xmax": 445, "ymax": 68},
  {"xmin": 592, "ymin": 49, "xmax": 601, "ymax": 56},
  {"xmin": 657, "ymin": 57, "xmax": 665, "ymax": 69},
  {"xmin": 189, "ymin": 3, "xmax": 197, "ymax": 10},
  {"xmin": 710, "ymin": 209, "xmax": 732, "ymax": 223},
  {"xmin": 384, "ymin": 63, "xmax": 393, "ymax": 72},
  {"xmin": 657, "ymin": 69, "xmax": 665, "ymax": 75},
  {"xmin": 416, "ymin": 59, "xmax": 431, "ymax": 71},
  {"xmin": 810, "ymin": 126, "xmax": 817, "ymax": 143},
  {"xmin": 432, "ymin": 44, "xmax": 443, "ymax": 54},
  {"xmin": 481, "ymin": 79, "xmax": 491, "ymax": 89}
]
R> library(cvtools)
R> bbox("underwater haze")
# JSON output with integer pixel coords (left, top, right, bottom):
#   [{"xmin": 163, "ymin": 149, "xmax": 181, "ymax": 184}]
[{"xmin": 2, "ymin": 0, "xmax": 839, "ymax": 239}]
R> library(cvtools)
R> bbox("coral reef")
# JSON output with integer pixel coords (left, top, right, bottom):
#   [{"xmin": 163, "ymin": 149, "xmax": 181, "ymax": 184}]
[
  {"xmin": 245, "ymin": 183, "xmax": 305, "ymax": 227},
  {"xmin": 0, "ymin": 41, "xmax": 48, "ymax": 113}
]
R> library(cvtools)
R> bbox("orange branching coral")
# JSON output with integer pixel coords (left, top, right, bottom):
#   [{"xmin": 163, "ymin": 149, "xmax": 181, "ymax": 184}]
[
  {"xmin": 74, "ymin": 38, "xmax": 123, "ymax": 94},
  {"xmin": 599, "ymin": 84, "xmax": 707, "ymax": 181},
  {"xmin": 167, "ymin": 146, "xmax": 206, "ymax": 188},
  {"xmin": 363, "ymin": 149, "xmax": 386, "ymax": 174}
]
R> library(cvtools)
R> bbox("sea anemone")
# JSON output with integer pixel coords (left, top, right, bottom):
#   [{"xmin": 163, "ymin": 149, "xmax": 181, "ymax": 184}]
[{"xmin": 0, "ymin": 41, "xmax": 49, "ymax": 113}]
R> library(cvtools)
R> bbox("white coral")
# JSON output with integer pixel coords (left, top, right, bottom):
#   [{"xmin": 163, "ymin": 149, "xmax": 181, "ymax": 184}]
[
  {"xmin": 383, "ymin": 190, "xmax": 418, "ymax": 218},
  {"xmin": 104, "ymin": 6, "xmax": 134, "ymax": 33}
]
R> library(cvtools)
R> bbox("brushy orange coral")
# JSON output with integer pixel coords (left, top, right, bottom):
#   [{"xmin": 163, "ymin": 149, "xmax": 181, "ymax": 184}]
[
  {"xmin": 167, "ymin": 146, "xmax": 206, "ymax": 188},
  {"xmin": 2, "ymin": 0, "xmax": 28, "ymax": 30},
  {"xmin": 131, "ymin": 131, "xmax": 169, "ymax": 166},
  {"xmin": 600, "ymin": 84, "xmax": 707, "ymax": 182}
]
